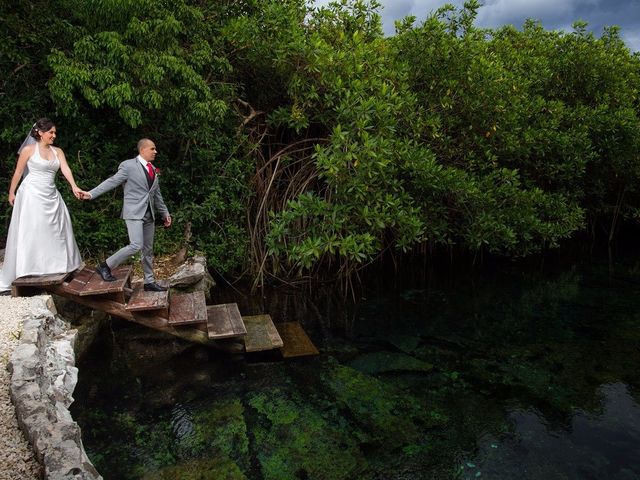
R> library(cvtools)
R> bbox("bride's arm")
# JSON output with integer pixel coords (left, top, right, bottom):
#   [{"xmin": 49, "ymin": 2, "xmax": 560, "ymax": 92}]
[
  {"xmin": 57, "ymin": 148, "xmax": 82, "ymax": 199},
  {"xmin": 8, "ymin": 146, "xmax": 33, "ymax": 206}
]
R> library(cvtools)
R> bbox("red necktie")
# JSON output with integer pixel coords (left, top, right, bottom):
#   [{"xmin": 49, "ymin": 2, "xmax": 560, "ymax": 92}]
[{"xmin": 146, "ymin": 162, "xmax": 155, "ymax": 181}]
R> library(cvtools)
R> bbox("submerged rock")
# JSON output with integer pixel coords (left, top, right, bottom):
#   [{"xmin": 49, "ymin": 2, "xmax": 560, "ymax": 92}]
[
  {"xmin": 187, "ymin": 398, "xmax": 250, "ymax": 470},
  {"xmin": 248, "ymin": 388, "xmax": 369, "ymax": 480},
  {"xmin": 349, "ymin": 351, "xmax": 434, "ymax": 375},
  {"xmin": 141, "ymin": 457, "xmax": 246, "ymax": 480},
  {"xmin": 320, "ymin": 360, "xmax": 422, "ymax": 448},
  {"xmin": 386, "ymin": 334, "xmax": 421, "ymax": 354}
]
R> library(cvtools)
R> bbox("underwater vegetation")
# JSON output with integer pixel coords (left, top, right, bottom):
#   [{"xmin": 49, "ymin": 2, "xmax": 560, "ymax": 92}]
[{"xmin": 73, "ymin": 261, "xmax": 640, "ymax": 479}]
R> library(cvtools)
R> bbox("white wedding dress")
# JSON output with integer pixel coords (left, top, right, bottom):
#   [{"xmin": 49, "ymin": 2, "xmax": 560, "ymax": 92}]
[{"xmin": 0, "ymin": 145, "xmax": 83, "ymax": 291}]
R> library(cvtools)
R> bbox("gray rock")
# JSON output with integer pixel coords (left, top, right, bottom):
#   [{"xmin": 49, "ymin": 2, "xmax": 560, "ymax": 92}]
[
  {"xmin": 8, "ymin": 297, "xmax": 102, "ymax": 479},
  {"xmin": 168, "ymin": 255, "xmax": 216, "ymax": 302},
  {"xmin": 169, "ymin": 255, "xmax": 216, "ymax": 289}
]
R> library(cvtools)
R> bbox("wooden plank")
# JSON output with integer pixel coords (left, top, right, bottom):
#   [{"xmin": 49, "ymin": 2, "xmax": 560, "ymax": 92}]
[
  {"xmin": 63, "ymin": 267, "xmax": 95, "ymax": 296},
  {"xmin": 11, "ymin": 285, "xmax": 37, "ymax": 298},
  {"xmin": 131, "ymin": 310, "xmax": 173, "ymax": 329},
  {"xmin": 48, "ymin": 284, "xmax": 218, "ymax": 347},
  {"xmin": 126, "ymin": 288, "xmax": 169, "ymax": 312},
  {"xmin": 78, "ymin": 265, "xmax": 132, "ymax": 296},
  {"xmin": 206, "ymin": 304, "xmax": 247, "ymax": 339},
  {"xmin": 168, "ymin": 291, "xmax": 207, "ymax": 325},
  {"xmin": 12, "ymin": 271, "xmax": 72, "ymax": 287},
  {"xmin": 242, "ymin": 314, "xmax": 284, "ymax": 352},
  {"xmin": 276, "ymin": 322, "xmax": 319, "ymax": 358},
  {"xmin": 103, "ymin": 291, "xmax": 127, "ymax": 304}
]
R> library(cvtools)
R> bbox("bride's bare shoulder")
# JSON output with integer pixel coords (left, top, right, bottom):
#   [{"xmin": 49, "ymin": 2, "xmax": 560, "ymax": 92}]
[{"xmin": 20, "ymin": 144, "xmax": 36, "ymax": 155}]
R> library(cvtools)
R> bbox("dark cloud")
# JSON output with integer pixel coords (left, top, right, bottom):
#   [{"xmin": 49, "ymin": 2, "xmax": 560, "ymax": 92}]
[
  {"xmin": 574, "ymin": 0, "xmax": 640, "ymax": 43},
  {"xmin": 313, "ymin": 0, "xmax": 640, "ymax": 51},
  {"xmin": 476, "ymin": 0, "xmax": 640, "ymax": 50}
]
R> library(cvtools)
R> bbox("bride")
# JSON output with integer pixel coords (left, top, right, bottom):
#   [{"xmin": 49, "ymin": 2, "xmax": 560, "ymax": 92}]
[{"xmin": 0, "ymin": 118, "xmax": 84, "ymax": 292}]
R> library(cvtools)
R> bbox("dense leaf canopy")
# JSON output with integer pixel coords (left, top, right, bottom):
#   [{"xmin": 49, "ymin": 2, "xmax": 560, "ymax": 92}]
[{"xmin": 1, "ymin": 0, "xmax": 639, "ymax": 283}]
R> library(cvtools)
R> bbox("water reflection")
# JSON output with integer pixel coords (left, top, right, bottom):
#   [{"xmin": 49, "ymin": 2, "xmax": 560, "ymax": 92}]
[
  {"xmin": 465, "ymin": 383, "xmax": 640, "ymax": 480},
  {"xmin": 70, "ymin": 257, "xmax": 640, "ymax": 479}
]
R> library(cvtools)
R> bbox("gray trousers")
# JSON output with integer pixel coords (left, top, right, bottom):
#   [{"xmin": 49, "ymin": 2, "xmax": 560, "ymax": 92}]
[{"xmin": 106, "ymin": 209, "xmax": 155, "ymax": 284}]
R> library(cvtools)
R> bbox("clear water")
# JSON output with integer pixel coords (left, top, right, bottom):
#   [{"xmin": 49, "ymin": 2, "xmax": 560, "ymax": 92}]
[{"xmin": 70, "ymin": 256, "xmax": 640, "ymax": 479}]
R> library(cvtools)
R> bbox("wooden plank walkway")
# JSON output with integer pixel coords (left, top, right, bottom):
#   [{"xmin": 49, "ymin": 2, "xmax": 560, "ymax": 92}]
[
  {"xmin": 78, "ymin": 265, "xmax": 132, "ymax": 296},
  {"xmin": 64, "ymin": 266, "xmax": 132, "ymax": 300},
  {"xmin": 168, "ymin": 291, "xmax": 207, "ymax": 325},
  {"xmin": 61, "ymin": 267, "xmax": 94, "ymax": 296},
  {"xmin": 49, "ymin": 283, "xmax": 217, "ymax": 347},
  {"xmin": 10, "ymin": 267, "xmax": 310, "ymax": 356},
  {"xmin": 206, "ymin": 304, "xmax": 247, "ymax": 339},
  {"xmin": 12, "ymin": 271, "xmax": 71, "ymax": 286},
  {"xmin": 126, "ymin": 288, "xmax": 169, "ymax": 312},
  {"xmin": 276, "ymin": 322, "xmax": 319, "ymax": 358},
  {"xmin": 242, "ymin": 315, "xmax": 283, "ymax": 352},
  {"xmin": 11, "ymin": 271, "xmax": 73, "ymax": 297}
]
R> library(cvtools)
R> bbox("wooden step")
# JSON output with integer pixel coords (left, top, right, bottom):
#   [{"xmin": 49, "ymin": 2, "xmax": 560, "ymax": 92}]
[
  {"xmin": 12, "ymin": 271, "xmax": 73, "ymax": 287},
  {"xmin": 275, "ymin": 322, "xmax": 319, "ymax": 358},
  {"xmin": 11, "ymin": 270, "xmax": 75, "ymax": 296},
  {"xmin": 64, "ymin": 265, "xmax": 132, "ymax": 301},
  {"xmin": 206, "ymin": 303, "xmax": 247, "ymax": 339},
  {"xmin": 62, "ymin": 267, "xmax": 94, "ymax": 295},
  {"xmin": 48, "ymin": 283, "xmax": 218, "ymax": 347},
  {"xmin": 126, "ymin": 287, "xmax": 169, "ymax": 317},
  {"xmin": 168, "ymin": 291, "xmax": 207, "ymax": 325},
  {"xmin": 242, "ymin": 314, "xmax": 284, "ymax": 352}
]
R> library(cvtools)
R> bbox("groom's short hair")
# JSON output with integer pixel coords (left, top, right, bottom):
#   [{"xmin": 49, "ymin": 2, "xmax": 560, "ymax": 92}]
[{"xmin": 137, "ymin": 138, "xmax": 153, "ymax": 152}]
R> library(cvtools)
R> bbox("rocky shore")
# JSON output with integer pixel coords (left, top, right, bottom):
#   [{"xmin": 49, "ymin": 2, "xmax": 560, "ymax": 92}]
[
  {"xmin": 0, "ymin": 254, "xmax": 215, "ymax": 479},
  {"xmin": 0, "ymin": 295, "xmax": 46, "ymax": 480}
]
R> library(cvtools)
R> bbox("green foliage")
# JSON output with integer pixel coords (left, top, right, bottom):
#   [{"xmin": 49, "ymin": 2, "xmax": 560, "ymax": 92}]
[
  {"xmin": 1, "ymin": 0, "xmax": 639, "ymax": 280},
  {"xmin": 0, "ymin": 0, "xmax": 249, "ymax": 270},
  {"xmin": 260, "ymin": 1, "xmax": 639, "ymax": 277},
  {"xmin": 48, "ymin": 0, "xmax": 228, "ymax": 129}
]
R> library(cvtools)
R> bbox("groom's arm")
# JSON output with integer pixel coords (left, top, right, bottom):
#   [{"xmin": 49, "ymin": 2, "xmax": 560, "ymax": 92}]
[
  {"xmin": 87, "ymin": 161, "xmax": 129, "ymax": 200},
  {"xmin": 153, "ymin": 186, "xmax": 170, "ymax": 222}
]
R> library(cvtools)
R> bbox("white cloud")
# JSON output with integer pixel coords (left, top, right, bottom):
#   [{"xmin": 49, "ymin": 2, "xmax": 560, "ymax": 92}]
[
  {"xmin": 384, "ymin": 0, "xmax": 418, "ymax": 19},
  {"xmin": 622, "ymin": 31, "xmax": 640, "ymax": 51}
]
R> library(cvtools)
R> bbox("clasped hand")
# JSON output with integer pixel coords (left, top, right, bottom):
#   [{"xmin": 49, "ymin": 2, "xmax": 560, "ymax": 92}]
[{"xmin": 73, "ymin": 188, "xmax": 91, "ymax": 200}]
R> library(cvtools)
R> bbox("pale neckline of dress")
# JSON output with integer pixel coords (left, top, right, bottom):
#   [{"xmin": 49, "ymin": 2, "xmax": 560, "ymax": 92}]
[{"xmin": 34, "ymin": 144, "xmax": 59, "ymax": 162}]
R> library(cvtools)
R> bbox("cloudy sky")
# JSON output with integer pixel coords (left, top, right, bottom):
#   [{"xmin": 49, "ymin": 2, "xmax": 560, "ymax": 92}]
[{"xmin": 312, "ymin": 0, "xmax": 640, "ymax": 51}]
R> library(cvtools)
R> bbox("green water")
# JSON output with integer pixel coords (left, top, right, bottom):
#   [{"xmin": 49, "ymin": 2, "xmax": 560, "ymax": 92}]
[{"xmin": 71, "ymin": 256, "xmax": 640, "ymax": 479}]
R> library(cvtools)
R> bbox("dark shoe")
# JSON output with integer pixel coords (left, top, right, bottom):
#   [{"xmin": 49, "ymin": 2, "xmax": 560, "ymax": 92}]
[
  {"xmin": 144, "ymin": 282, "xmax": 167, "ymax": 292},
  {"xmin": 96, "ymin": 263, "xmax": 117, "ymax": 282}
]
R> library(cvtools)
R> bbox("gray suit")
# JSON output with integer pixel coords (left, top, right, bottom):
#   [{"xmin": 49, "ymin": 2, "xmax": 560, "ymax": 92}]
[{"xmin": 89, "ymin": 157, "xmax": 169, "ymax": 283}]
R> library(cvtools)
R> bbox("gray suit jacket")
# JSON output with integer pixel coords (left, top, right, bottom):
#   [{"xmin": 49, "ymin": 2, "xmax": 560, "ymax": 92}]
[{"xmin": 89, "ymin": 158, "xmax": 169, "ymax": 221}]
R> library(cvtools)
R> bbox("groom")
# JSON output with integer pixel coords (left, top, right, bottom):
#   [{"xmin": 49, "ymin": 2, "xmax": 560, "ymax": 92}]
[{"xmin": 81, "ymin": 139, "xmax": 171, "ymax": 291}]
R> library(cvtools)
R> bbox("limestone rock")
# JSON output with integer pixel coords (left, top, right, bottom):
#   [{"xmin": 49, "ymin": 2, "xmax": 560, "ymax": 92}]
[
  {"xmin": 8, "ymin": 296, "xmax": 102, "ymax": 479},
  {"xmin": 169, "ymin": 255, "xmax": 215, "ymax": 288},
  {"xmin": 168, "ymin": 255, "xmax": 216, "ymax": 301}
]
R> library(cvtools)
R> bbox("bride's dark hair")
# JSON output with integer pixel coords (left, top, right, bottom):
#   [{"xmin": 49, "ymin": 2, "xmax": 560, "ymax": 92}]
[{"xmin": 30, "ymin": 118, "xmax": 56, "ymax": 140}]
